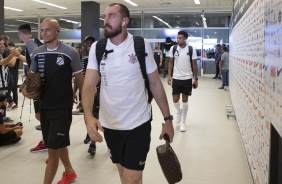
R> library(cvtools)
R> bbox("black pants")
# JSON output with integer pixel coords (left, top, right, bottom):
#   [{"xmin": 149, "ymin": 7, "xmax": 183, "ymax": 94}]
[
  {"xmin": 215, "ymin": 63, "xmax": 220, "ymax": 77},
  {"xmin": 7, "ymin": 73, "xmax": 18, "ymax": 105}
]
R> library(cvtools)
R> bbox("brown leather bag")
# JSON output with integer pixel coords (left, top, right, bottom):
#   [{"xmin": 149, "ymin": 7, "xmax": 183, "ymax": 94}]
[
  {"xmin": 156, "ymin": 134, "xmax": 182, "ymax": 184},
  {"xmin": 20, "ymin": 73, "xmax": 42, "ymax": 99},
  {"xmin": 26, "ymin": 72, "xmax": 42, "ymax": 94}
]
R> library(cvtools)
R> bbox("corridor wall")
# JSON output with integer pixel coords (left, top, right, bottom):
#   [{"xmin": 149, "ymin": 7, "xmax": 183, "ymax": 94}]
[{"xmin": 229, "ymin": 0, "xmax": 282, "ymax": 183}]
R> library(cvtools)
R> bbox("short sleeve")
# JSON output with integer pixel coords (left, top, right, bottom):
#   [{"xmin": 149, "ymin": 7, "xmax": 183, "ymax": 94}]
[
  {"xmin": 87, "ymin": 42, "xmax": 98, "ymax": 70},
  {"xmin": 26, "ymin": 39, "xmax": 39, "ymax": 58},
  {"xmin": 144, "ymin": 40, "xmax": 157, "ymax": 74},
  {"xmin": 192, "ymin": 48, "xmax": 197, "ymax": 60},
  {"xmin": 167, "ymin": 46, "xmax": 174, "ymax": 58},
  {"xmin": 221, "ymin": 53, "xmax": 226, "ymax": 61},
  {"xmin": 70, "ymin": 49, "xmax": 82, "ymax": 74},
  {"xmin": 30, "ymin": 48, "xmax": 39, "ymax": 73}
]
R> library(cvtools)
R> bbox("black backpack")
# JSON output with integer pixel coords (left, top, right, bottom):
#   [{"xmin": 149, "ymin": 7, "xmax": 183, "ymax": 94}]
[
  {"xmin": 96, "ymin": 36, "xmax": 153, "ymax": 103},
  {"xmin": 172, "ymin": 45, "xmax": 194, "ymax": 72}
]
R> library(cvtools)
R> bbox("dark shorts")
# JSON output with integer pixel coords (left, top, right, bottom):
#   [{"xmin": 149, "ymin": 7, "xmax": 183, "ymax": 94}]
[
  {"xmin": 40, "ymin": 109, "xmax": 72, "ymax": 149},
  {"xmin": 33, "ymin": 99, "xmax": 40, "ymax": 113},
  {"xmin": 0, "ymin": 131, "xmax": 17, "ymax": 146},
  {"xmin": 103, "ymin": 120, "xmax": 151, "ymax": 171},
  {"xmin": 172, "ymin": 78, "xmax": 193, "ymax": 95}
]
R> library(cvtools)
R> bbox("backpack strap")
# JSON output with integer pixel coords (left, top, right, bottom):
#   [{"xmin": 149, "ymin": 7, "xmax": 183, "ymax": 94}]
[
  {"xmin": 96, "ymin": 38, "xmax": 108, "ymax": 71},
  {"xmin": 172, "ymin": 45, "xmax": 177, "ymax": 58},
  {"xmin": 133, "ymin": 36, "xmax": 153, "ymax": 104},
  {"xmin": 188, "ymin": 45, "xmax": 193, "ymax": 72}
]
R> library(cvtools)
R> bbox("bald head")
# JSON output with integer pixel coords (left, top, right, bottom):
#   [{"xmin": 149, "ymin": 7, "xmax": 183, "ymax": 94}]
[
  {"xmin": 41, "ymin": 18, "xmax": 60, "ymax": 31},
  {"xmin": 40, "ymin": 18, "xmax": 60, "ymax": 45}
]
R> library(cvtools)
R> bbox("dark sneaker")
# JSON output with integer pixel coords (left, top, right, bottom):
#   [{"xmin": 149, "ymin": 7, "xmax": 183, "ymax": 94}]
[
  {"xmin": 88, "ymin": 142, "xmax": 96, "ymax": 155},
  {"xmin": 218, "ymin": 77, "xmax": 222, "ymax": 80},
  {"xmin": 11, "ymin": 122, "xmax": 23, "ymax": 127},
  {"xmin": 218, "ymin": 86, "xmax": 224, "ymax": 89},
  {"xmin": 212, "ymin": 76, "xmax": 217, "ymax": 79},
  {"xmin": 3, "ymin": 117, "xmax": 14, "ymax": 123},
  {"xmin": 84, "ymin": 134, "xmax": 91, "ymax": 144},
  {"xmin": 35, "ymin": 125, "xmax": 42, "ymax": 130}
]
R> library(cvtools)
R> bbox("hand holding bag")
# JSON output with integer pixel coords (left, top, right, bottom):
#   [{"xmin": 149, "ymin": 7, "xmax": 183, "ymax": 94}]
[
  {"xmin": 156, "ymin": 134, "xmax": 182, "ymax": 184},
  {"xmin": 20, "ymin": 73, "xmax": 42, "ymax": 99},
  {"xmin": 26, "ymin": 72, "xmax": 42, "ymax": 94}
]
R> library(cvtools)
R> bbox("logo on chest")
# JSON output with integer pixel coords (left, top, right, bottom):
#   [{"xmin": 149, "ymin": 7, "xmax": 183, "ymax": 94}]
[
  {"xmin": 128, "ymin": 53, "xmax": 138, "ymax": 64},
  {"xmin": 56, "ymin": 56, "xmax": 64, "ymax": 66}
]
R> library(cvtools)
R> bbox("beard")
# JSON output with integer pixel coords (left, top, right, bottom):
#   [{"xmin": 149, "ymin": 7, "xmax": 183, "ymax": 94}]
[{"xmin": 104, "ymin": 24, "xmax": 122, "ymax": 38}]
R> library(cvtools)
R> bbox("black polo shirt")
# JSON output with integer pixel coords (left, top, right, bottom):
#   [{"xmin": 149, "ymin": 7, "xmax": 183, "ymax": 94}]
[{"xmin": 31, "ymin": 42, "xmax": 82, "ymax": 109}]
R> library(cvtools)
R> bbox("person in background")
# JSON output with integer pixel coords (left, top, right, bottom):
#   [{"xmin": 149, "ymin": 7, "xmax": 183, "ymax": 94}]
[
  {"xmin": 167, "ymin": 30, "xmax": 198, "ymax": 132},
  {"xmin": 0, "ymin": 38, "xmax": 19, "ymax": 123},
  {"xmin": 0, "ymin": 94, "xmax": 23, "ymax": 146},
  {"xmin": 73, "ymin": 36, "xmax": 98, "ymax": 155},
  {"xmin": 163, "ymin": 37, "xmax": 175, "ymax": 77},
  {"xmin": 219, "ymin": 46, "xmax": 229, "ymax": 89},
  {"xmin": 6, "ymin": 42, "xmax": 20, "ymax": 110},
  {"xmin": 83, "ymin": 3, "xmax": 174, "ymax": 184},
  {"xmin": 152, "ymin": 42, "xmax": 163, "ymax": 73},
  {"xmin": 17, "ymin": 23, "xmax": 47, "ymax": 153},
  {"xmin": 24, "ymin": 18, "xmax": 83, "ymax": 184},
  {"xmin": 76, "ymin": 46, "xmax": 82, "ymax": 59},
  {"xmin": 213, "ymin": 44, "xmax": 222, "ymax": 79}
]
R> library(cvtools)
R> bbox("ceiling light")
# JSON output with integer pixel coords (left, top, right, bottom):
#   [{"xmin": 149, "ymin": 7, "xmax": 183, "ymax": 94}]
[
  {"xmin": 124, "ymin": 0, "xmax": 138, "ymax": 6},
  {"xmin": 152, "ymin": 16, "xmax": 172, "ymax": 28},
  {"xmin": 194, "ymin": 0, "xmax": 200, "ymax": 5},
  {"xmin": 32, "ymin": 0, "xmax": 67, "ymax": 10},
  {"xmin": 4, "ymin": 24, "xmax": 19, "ymax": 27},
  {"xmin": 59, "ymin": 18, "xmax": 80, "ymax": 24},
  {"xmin": 4, "ymin": 6, "xmax": 23, "ymax": 12},
  {"xmin": 16, "ymin": 20, "xmax": 38, "ymax": 25}
]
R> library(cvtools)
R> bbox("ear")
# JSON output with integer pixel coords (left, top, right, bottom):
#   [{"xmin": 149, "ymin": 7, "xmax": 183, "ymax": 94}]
[{"xmin": 122, "ymin": 21, "xmax": 125, "ymax": 26}]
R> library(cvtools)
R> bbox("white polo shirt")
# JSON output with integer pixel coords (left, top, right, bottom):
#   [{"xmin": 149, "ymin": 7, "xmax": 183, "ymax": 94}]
[
  {"xmin": 168, "ymin": 45, "xmax": 197, "ymax": 80},
  {"xmin": 87, "ymin": 33, "xmax": 157, "ymax": 130}
]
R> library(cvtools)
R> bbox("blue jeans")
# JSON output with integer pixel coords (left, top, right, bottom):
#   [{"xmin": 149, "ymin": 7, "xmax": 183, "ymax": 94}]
[{"xmin": 221, "ymin": 69, "xmax": 229, "ymax": 86}]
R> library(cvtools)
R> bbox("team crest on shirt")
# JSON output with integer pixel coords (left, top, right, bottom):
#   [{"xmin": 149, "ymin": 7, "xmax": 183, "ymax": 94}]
[
  {"xmin": 128, "ymin": 53, "xmax": 138, "ymax": 64},
  {"xmin": 56, "ymin": 56, "xmax": 64, "ymax": 66}
]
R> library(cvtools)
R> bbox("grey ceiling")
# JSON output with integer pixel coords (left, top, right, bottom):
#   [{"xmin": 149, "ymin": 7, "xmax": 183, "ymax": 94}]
[{"xmin": 4, "ymin": 0, "xmax": 233, "ymax": 18}]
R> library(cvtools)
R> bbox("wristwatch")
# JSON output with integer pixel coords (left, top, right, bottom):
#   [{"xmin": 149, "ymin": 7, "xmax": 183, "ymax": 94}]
[
  {"xmin": 194, "ymin": 78, "xmax": 198, "ymax": 80},
  {"xmin": 164, "ymin": 115, "xmax": 173, "ymax": 121}
]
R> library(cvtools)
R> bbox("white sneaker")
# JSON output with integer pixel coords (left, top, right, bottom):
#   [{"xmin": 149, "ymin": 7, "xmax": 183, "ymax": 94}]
[
  {"xmin": 180, "ymin": 123, "xmax": 186, "ymax": 132},
  {"xmin": 175, "ymin": 110, "xmax": 182, "ymax": 124}
]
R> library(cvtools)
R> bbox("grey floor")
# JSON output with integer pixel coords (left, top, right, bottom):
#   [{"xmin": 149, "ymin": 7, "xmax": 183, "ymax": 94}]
[{"xmin": 0, "ymin": 76, "xmax": 254, "ymax": 184}]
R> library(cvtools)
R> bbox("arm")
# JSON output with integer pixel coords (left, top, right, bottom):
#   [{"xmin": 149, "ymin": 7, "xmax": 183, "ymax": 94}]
[
  {"xmin": 192, "ymin": 59, "xmax": 198, "ymax": 88},
  {"xmin": 159, "ymin": 51, "xmax": 163, "ymax": 67},
  {"xmin": 73, "ymin": 72, "xmax": 84, "ymax": 96},
  {"xmin": 148, "ymin": 70, "xmax": 174, "ymax": 143},
  {"xmin": 0, "ymin": 124, "xmax": 22, "ymax": 134},
  {"xmin": 73, "ymin": 72, "xmax": 84, "ymax": 106},
  {"xmin": 167, "ymin": 57, "xmax": 174, "ymax": 85},
  {"xmin": 0, "ymin": 49, "xmax": 19, "ymax": 66},
  {"xmin": 82, "ymin": 69, "xmax": 103, "ymax": 142},
  {"xmin": 17, "ymin": 54, "xmax": 26, "ymax": 63}
]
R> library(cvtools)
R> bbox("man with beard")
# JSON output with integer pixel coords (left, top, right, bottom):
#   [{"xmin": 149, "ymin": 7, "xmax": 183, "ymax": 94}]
[
  {"xmin": 23, "ymin": 18, "xmax": 83, "ymax": 184},
  {"xmin": 82, "ymin": 3, "xmax": 174, "ymax": 184},
  {"xmin": 0, "ymin": 94, "xmax": 23, "ymax": 146}
]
